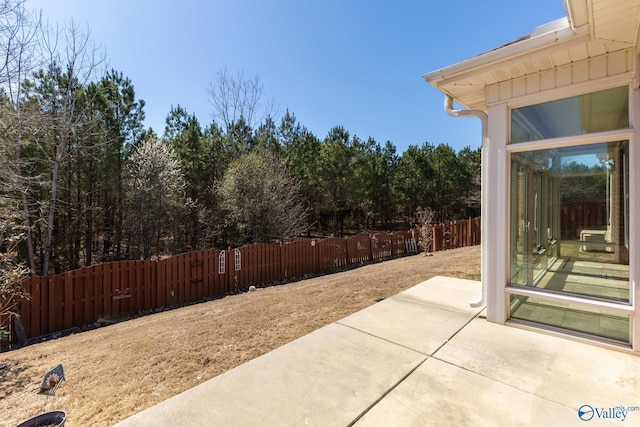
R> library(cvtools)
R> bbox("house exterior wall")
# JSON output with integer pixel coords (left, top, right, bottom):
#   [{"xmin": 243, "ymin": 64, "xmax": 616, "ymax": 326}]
[
  {"xmin": 481, "ymin": 45, "xmax": 640, "ymax": 351},
  {"xmin": 424, "ymin": 0, "xmax": 640, "ymax": 352}
]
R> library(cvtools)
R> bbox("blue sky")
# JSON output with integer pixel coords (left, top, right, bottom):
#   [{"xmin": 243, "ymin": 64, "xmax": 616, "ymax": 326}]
[{"xmin": 27, "ymin": 0, "xmax": 567, "ymax": 154}]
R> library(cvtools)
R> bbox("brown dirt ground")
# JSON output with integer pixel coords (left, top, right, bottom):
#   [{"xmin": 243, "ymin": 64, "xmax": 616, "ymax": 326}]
[{"xmin": 0, "ymin": 246, "xmax": 480, "ymax": 427}]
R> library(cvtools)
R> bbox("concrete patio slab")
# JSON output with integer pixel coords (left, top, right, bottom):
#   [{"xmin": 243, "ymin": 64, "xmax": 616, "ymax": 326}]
[
  {"xmin": 353, "ymin": 357, "xmax": 582, "ymax": 427},
  {"xmin": 434, "ymin": 317, "xmax": 640, "ymax": 413},
  {"xmin": 390, "ymin": 275, "xmax": 483, "ymax": 315},
  {"xmin": 114, "ymin": 276, "xmax": 640, "ymax": 427},
  {"xmin": 336, "ymin": 275, "xmax": 483, "ymax": 355},
  {"xmin": 114, "ymin": 322, "xmax": 427, "ymax": 427},
  {"xmin": 337, "ymin": 296, "xmax": 482, "ymax": 355}
]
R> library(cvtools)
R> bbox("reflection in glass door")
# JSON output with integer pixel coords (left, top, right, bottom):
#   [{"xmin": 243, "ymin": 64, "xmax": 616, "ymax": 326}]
[{"xmin": 510, "ymin": 153, "xmax": 559, "ymax": 287}]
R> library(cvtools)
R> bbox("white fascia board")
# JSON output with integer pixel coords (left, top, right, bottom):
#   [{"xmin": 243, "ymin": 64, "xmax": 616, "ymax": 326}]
[
  {"xmin": 423, "ymin": 23, "xmax": 589, "ymax": 89},
  {"xmin": 564, "ymin": 0, "xmax": 590, "ymax": 30}
]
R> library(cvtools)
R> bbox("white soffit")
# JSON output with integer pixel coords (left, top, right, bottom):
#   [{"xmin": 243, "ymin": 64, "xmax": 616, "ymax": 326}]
[{"xmin": 423, "ymin": 0, "xmax": 640, "ymax": 111}]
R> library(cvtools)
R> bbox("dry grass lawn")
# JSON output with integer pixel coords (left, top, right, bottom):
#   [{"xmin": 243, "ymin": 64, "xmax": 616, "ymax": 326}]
[{"xmin": 0, "ymin": 245, "xmax": 480, "ymax": 427}]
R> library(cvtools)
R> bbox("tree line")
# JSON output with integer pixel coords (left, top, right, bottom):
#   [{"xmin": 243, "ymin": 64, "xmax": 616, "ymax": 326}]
[{"xmin": 0, "ymin": 1, "xmax": 480, "ymax": 275}]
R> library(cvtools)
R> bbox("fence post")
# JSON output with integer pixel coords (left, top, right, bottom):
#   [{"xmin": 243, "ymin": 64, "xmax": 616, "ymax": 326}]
[
  {"xmin": 345, "ymin": 238, "xmax": 350, "ymax": 266},
  {"xmin": 227, "ymin": 247, "xmax": 234, "ymax": 293},
  {"xmin": 432, "ymin": 226, "xmax": 438, "ymax": 252},
  {"xmin": 279, "ymin": 243, "xmax": 284, "ymax": 281}
]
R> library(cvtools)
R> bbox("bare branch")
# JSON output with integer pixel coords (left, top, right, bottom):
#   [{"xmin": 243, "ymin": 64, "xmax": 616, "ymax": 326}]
[
  {"xmin": 208, "ymin": 67, "xmax": 276, "ymax": 131},
  {"xmin": 0, "ymin": 0, "xmax": 41, "ymax": 103}
]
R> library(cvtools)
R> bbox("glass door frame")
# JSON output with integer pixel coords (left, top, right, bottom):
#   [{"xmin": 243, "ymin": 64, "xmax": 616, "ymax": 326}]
[{"xmin": 504, "ymin": 128, "xmax": 636, "ymax": 346}]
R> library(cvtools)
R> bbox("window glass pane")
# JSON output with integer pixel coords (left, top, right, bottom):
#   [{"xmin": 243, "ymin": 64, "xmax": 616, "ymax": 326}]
[
  {"xmin": 510, "ymin": 294, "xmax": 629, "ymax": 343},
  {"xmin": 511, "ymin": 86, "xmax": 629, "ymax": 143},
  {"xmin": 510, "ymin": 141, "xmax": 629, "ymax": 303}
]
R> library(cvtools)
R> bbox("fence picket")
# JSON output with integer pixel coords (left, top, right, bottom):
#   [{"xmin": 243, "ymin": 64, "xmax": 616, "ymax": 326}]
[
  {"xmin": 29, "ymin": 279, "xmax": 40, "ymax": 338},
  {"xmin": 74, "ymin": 267, "xmax": 84, "ymax": 327}
]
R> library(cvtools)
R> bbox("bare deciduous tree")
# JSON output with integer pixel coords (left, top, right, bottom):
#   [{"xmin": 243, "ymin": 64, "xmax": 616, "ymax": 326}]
[
  {"xmin": 0, "ymin": 209, "xmax": 30, "ymax": 342},
  {"xmin": 416, "ymin": 206, "xmax": 435, "ymax": 253},
  {"xmin": 31, "ymin": 20, "xmax": 106, "ymax": 274},
  {"xmin": 1, "ymin": 4, "xmax": 107, "ymax": 275},
  {"xmin": 0, "ymin": 0, "xmax": 41, "ymax": 273},
  {"xmin": 208, "ymin": 67, "xmax": 277, "ymax": 154},
  {"xmin": 208, "ymin": 67, "xmax": 260, "ymax": 129}
]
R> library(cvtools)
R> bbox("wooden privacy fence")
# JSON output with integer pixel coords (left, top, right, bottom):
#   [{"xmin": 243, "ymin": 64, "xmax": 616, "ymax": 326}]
[
  {"xmin": 560, "ymin": 202, "xmax": 607, "ymax": 239},
  {"xmin": 3, "ymin": 231, "xmax": 411, "ymax": 346},
  {"xmin": 429, "ymin": 217, "xmax": 481, "ymax": 252},
  {"xmin": 2, "ymin": 217, "xmax": 481, "ymax": 348}
]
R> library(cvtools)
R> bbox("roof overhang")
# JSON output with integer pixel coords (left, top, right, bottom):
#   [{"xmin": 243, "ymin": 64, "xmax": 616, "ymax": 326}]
[{"xmin": 423, "ymin": 0, "xmax": 640, "ymax": 111}]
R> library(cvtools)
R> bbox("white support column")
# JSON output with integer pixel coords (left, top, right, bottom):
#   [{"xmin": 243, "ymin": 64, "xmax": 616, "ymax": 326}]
[{"xmin": 485, "ymin": 103, "xmax": 509, "ymax": 323}]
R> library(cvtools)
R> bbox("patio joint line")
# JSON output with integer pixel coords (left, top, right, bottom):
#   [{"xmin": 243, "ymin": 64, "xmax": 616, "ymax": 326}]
[
  {"xmin": 428, "ymin": 310, "xmax": 484, "ymax": 358},
  {"xmin": 429, "ymin": 314, "xmax": 591, "ymax": 413},
  {"xmin": 346, "ymin": 356, "xmax": 430, "ymax": 427},
  {"xmin": 343, "ymin": 311, "xmax": 484, "ymax": 426},
  {"xmin": 427, "ymin": 356, "xmax": 583, "ymax": 414},
  {"xmin": 333, "ymin": 321, "xmax": 431, "ymax": 356},
  {"xmin": 389, "ymin": 295, "xmax": 485, "ymax": 315}
]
